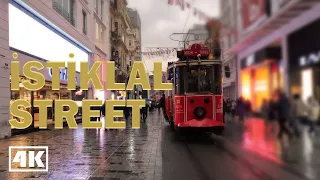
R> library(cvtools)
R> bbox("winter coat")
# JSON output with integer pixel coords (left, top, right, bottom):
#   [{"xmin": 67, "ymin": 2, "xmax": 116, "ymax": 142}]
[
  {"xmin": 236, "ymin": 99, "xmax": 246, "ymax": 117},
  {"xmin": 292, "ymin": 99, "xmax": 308, "ymax": 117},
  {"xmin": 100, "ymin": 103, "xmax": 106, "ymax": 116},
  {"xmin": 277, "ymin": 94, "xmax": 291, "ymax": 121},
  {"xmin": 307, "ymin": 100, "xmax": 320, "ymax": 121}
]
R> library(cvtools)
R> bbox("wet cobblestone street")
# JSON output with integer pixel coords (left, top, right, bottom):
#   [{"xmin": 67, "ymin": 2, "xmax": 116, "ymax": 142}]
[{"xmin": 0, "ymin": 112, "xmax": 310, "ymax": 180}]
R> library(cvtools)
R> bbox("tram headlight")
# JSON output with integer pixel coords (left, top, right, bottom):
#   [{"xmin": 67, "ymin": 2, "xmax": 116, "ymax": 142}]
[{"xmin": 194, "ymin": 106, "xmax": 206, "ymax": 119}]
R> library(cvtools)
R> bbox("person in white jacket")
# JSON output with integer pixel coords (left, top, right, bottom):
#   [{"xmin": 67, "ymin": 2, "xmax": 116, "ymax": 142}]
[{"xmin": 307, "ymin": 96, "xmax": 320, "ymax": 136}]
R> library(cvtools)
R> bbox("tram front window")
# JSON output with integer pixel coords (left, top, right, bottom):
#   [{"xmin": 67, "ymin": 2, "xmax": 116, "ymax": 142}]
[
  {"xmin": 199, "ymin": 67, "xmax": 213, "ymax": 92},
  {"xmin": 186, "ymin": 65, "xmax": 221, "ymax": 94},
  {"xmin": 187, "ymin": 68, "xmax": 198, "ymax": 93}
]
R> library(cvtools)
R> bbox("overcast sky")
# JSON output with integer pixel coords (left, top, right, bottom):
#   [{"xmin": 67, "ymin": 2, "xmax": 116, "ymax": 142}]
[{"xmin": 127, "ymin": 0, "xmax": 221, "ymax": 72}]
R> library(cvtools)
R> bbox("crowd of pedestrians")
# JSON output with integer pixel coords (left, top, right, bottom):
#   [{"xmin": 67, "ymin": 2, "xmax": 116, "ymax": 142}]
[{"xmin": 224, "ymin": 90, "xmax": 320, "ymax": 140}]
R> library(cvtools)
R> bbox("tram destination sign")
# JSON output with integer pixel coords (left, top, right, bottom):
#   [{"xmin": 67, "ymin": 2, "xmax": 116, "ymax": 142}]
[{"xmin": 183, "ymin": 49, "xmax": 210, "ymax": 57}]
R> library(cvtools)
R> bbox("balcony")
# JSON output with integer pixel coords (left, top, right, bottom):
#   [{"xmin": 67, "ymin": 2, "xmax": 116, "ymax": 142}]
[
  {"xmin": 110, "ymin": 31, "xmax": 121, "ymax": 44},
  {"xmin": 227, "ymin": 0, "xmax": 319, "ymax": 54},
  {"xmin": 52, "ymin": 0, "xmax": 75, "ymax": 26},
  {"xmin": 110, "ymin": 0, "xmax": 117, "ymax": 10}
]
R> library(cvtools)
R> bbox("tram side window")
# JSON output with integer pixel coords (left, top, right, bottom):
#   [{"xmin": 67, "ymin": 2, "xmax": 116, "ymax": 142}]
[
  {"xmin": 175, "ymin": 67, "xmax": 185, "ymax": 95},
  {"xmin": 214, "ymin": 64, "xmax": 222, "ymax": 94},
  {"xmin": 187, "ymin": 67, "xmax": 198, "ymax": 93},
  {"xmin": 199, "ymin": 67, "xmax": 213, "ymax": 92}
]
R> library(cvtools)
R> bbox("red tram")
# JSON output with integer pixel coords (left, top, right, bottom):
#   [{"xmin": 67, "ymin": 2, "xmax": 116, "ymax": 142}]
[{"xmin": 163, "ymin": 43, "xmax": 224, "ymax": 135}]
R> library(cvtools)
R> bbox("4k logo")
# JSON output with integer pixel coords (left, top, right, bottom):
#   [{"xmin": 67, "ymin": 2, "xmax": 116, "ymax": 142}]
[{"xmin": 9, "ymin": 146, "xmax": 48, "ymax": 172}]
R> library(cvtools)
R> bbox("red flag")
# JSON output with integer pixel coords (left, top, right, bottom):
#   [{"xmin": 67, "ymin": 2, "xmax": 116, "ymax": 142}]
[
  {"xmin": 186, "ymin": 3, "xmax": 190, "ymax": 8},
  {"xmin": 168, "ymin": 0, "xmax": 174, "ymax": 5},
  {"xmin": 175, "ymin": 0, "xmax": 181, "ymax": 5}
]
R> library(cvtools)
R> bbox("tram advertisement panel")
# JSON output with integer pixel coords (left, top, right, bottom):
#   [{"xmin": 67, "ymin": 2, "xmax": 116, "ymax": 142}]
[
  {"xmin": 215, "ymin": 95, "xmax": 223, "ymax": 122},
  {"xmin": 174, "ymin": 96, "xmax": 185, "ymax": 123}
]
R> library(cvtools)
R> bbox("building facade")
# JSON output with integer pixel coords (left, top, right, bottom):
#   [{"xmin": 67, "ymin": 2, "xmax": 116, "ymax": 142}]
[
  {"xmin": 220, "ymin": 0, "xmax": 240, "ymax": 101},
  {"xmin": 127, "ymin": 8, "xmax": 142, "ymax": 99},
  {"xmin": 182, "ymin": 24, "xmax": 208, "ymax": 48},
  {"xmin": 93, "ymin": 0, "xmax": 111, "ymax": 101},
  {"xmin": 226, "ymin": 0, "xmax": 320, "ymax": 111},
  {"xmin": 109, "ymin": 0, "xmax": 131, "ymax": 100},
  {"xmin": 0, "ymin": 0, "xmax": 116, "ymax": 138}
]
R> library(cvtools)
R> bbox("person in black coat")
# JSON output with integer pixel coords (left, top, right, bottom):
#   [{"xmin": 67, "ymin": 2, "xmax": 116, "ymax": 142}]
[
  {"xmin": 100, "ymin": 102, "xmax": 106, "ymax": 117},
  {"xmin": 90, "ymin": 98, "xmax": 101, "ymax": 121},
  {"xmin": 276, "ymin": 91, "xmax": 293, "ymax": 140}
]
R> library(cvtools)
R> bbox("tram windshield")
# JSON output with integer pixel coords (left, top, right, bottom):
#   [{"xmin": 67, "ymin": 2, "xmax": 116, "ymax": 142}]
[{"xmin": 185, "ymin": 64, "xmax": 222, "ymax": 94}]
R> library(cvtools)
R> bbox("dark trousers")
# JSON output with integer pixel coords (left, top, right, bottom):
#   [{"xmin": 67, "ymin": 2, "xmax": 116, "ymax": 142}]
[
  {"xmin": 162, "ymin": 107, "xmax": 169, "ymax": 121},
  {"xmin": 309, "ymin": 120, "xmax": 318, "ymax": 134},
  {"xmin": 278, "ymin": 119, "xmax": 292, "ymax": 139}
]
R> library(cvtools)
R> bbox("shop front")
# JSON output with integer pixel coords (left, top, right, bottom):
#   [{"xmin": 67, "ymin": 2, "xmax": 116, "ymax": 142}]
[
  {"xmin": 9, "ymin": 1, "xmax": 91, "ymax": 133},
  {"xmin": 93, "ymin": 53, "xmax": 109, "ymax": 101},
  {"xmin": 10, "ymin": 54, "xmax": 88, "ymax": 132},
  {"xmin": 240, "ymin": 47, "xmax": 282, "ymax": 111},
  {"xmin": 288, "ymin": 17, "xmax": 320, "ymax": 103}
]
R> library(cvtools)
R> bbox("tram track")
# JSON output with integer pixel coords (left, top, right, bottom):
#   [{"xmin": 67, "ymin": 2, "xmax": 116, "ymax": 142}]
[
  {"xmin": 178, "ymin": 133, "xmax": 275, "ymax": 180},
  {"xmin": 208, "ymin": 135, "xmax": 274, "ymax": 180},
  {"xmin": 183, "ymin": 142, "xmax": 213, "ymax": 180}
]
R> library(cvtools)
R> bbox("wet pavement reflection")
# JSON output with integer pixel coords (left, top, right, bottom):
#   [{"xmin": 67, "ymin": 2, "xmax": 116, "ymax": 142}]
[
  {"xmin": 0, "ymin": 113, "xmax": 316, "ymax": 179},
  {"xmin": 223, "ymin": 117, "xmax": 320, "ymax": 180}
]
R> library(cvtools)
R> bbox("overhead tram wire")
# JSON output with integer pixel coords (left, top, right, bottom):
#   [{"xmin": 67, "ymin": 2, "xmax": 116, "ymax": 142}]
[{"xmin": 178, "ymin": 0, "xmax": 196, "ymax": 49}]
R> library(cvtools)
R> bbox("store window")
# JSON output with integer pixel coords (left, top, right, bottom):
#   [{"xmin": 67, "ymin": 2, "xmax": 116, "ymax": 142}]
[
  {"xmin": 11, "ymin": 76, "xmax": 86, "ymax": 128},
  {"xmin": 10, "ymin": 76, "xmax": 33, "ymax": 126}
]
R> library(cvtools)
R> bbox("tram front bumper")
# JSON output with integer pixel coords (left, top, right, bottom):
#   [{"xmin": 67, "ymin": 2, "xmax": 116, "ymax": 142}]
[{"xmin": 177, "ymin": 119, "xmax": 224, "ymax": 128}]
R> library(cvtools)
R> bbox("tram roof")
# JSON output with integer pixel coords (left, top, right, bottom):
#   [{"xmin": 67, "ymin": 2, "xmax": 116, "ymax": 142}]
[{"xmin": 167, "ymin": 60, "xmax": 222, "ymax": 69}]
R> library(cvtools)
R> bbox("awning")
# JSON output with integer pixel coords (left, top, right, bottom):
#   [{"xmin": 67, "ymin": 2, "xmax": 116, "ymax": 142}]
[{"xmin": 226, "ymin": 0, "xmax": 319, "ymax": 54}]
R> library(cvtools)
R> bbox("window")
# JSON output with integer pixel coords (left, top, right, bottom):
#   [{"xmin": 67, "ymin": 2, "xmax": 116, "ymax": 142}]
[
  {"xmin": 95, "ymin": 0, "xmax": 99, "ymax": 13},
  {"xmin": 129, "ymin": 40, "xmax": 132, "ymax": 46},
  {"xmin": 82, "ymin": 10, "xmax": 87, "ymax": 35},
  {"xmin": 100, "ymin": 27, "xmax": 104, "ymax": 41},
  {"xmin": 114, "ymin": 22, "xmax": 118, "ymax": 32},
  {"xmin": 185, "ymin": 65, "xmax": 221, "ymax": 94},
  {"xmin": 96, "ymin": 21, "xmax": 99, "ymax": 40},
  {"xmin": 100, "ymin": 0, "xmax": 103, "ymax": 20},
  {"xmin": 187, "ymin": 67, "xmax": 198, "ymax": 93},
  {"xmin": 199, "ymin": 67, "xmax": 213, "ymax": 92},
  {"xmin": 129, "ymin": 60, "xmax": 132, "ymax": 67},
  {"xmin": 53, "ymin": 0, "xmax": 75, "ymax": 26}
]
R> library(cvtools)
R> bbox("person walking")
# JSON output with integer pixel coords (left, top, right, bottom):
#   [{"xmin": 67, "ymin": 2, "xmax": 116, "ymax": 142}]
[
  {"xmin": 268, "ymin": 95, "xmax": 279, "ymax": 137},
  {"xmin": 307, "ymin": 96, "xmax": 320, "ymax": 136},
  {"xmin": 160, "ymin": 94, "xmax": 168, "ymax": 120},
  {"xmin": 236, "ymin": 97, "xmax": 246, "ymax": 124},
  {"xmin": 261, "ymin": 99, "xmax": 269, "ymax": 120},
  {"xmin": 100, "ymin": 101, "xmax": 106, "ymax": 117},
  {"xmin": 291, "ymin": 94, "xmax": 307, "ymax": 137},
  {"xmin": 225, "ymin": 99, "xmax": 232, "ymax": 123},
  {"xmin": 91, "ymin": 98, "xmax": 101, "ymax": 121},
  {"xmin": 231, "ymin": 100, "xmax": 236, "ymax": 120},
  {"xmin": 223, "ymin": 99, "xmax": 227, "ymax": 123},
  {"xmin": 276, "ymin": 90, "xmax": 293, "ymax": 140}
]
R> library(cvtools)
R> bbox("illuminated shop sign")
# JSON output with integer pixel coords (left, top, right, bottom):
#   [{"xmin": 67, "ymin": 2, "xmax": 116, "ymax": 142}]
[
  {"xmin": 299, "ymin": 51, "xmax": 320, "ymax": 67},
  {"xmin": 241, "ymin": 47, "xmax": 281, "ymax": 69},
  {"xmin": 288, "ymin": 18, "xmax": 320, "ymax": 71},
  {"xmin": 9, "ymin": 3, "xmax": 89, "ymax": 72}
]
